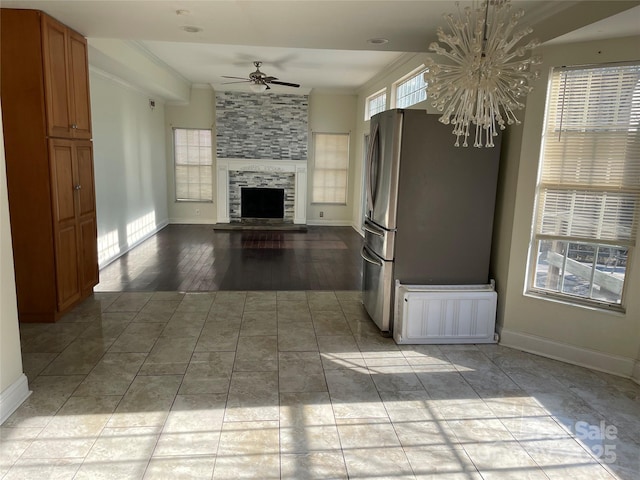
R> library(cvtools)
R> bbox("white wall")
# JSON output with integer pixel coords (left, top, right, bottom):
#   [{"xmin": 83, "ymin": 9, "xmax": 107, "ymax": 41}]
[
  {"xmin": 307, "ymin": 92, "xmax": 358, "ymax": 226},
  {"xmin": 165, "ymin": 86, "xmax": 217, "ymax": 224},
  {"xmin": 90, "ymin": 69, "xmax": 169, "ymax": 267},
  {"xmin": 0, "ymin": 103, "xmax": 28, "ymax": 421},
  {"xmin": 498, "ymin": 35, "xmax": 640, "ymax": 377}
]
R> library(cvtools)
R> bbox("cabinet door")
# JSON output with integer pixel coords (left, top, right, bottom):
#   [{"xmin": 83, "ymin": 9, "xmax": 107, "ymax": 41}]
[
  {"xmin": 42, "ymin": 15, "xmax": 72, "ymax": 139},
  {"xmin": 75, "ymin": 141, "xmax": 99, "ymax": 291},
  {"xmin": 68, "ymin": 31, "xmax": 92, "ymax": 139},
  {"xmin": 49, "ymin": 140, "xmax": 81, "ymax": 310}
]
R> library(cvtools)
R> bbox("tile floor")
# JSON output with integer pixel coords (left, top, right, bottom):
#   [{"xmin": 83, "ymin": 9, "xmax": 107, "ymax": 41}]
[{"xmin": 1, "ymin": 291, "xmax": 639, "ymax": 479}]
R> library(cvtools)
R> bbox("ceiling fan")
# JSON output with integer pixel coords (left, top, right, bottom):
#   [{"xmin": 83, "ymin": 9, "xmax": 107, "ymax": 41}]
[{"xmin": 222, "ymin": 61, "xmax": 300, "ymax": 91}]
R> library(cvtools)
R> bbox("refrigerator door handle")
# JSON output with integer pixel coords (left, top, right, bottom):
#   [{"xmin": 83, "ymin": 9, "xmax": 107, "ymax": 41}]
[
  {"xmin": 365, "ymin": 122, "xmax": 380, "ymax": 215},
  {"xmin": 363, "ymin": 222, "xmax": 384, "ymax": 237},
  {"xmin": 361, "ymin": 246, "xmax": 383, "ymax": 266}
]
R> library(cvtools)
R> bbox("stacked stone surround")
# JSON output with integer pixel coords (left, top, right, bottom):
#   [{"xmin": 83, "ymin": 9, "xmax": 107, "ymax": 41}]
[
  {"xmin": 228, "ymin": 170, "xmax": 295, "ymax": 222},
  {"xmin": 215, "ymin": 92, "xmax": 308, "ymax": 160}
]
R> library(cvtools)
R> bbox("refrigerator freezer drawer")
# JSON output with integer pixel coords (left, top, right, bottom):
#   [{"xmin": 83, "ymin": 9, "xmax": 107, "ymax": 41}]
[
  {"xmin": 393, "ymin": 282, "xmax": 497, "ymax": 344},
  {"xmin": 361, "ymin": 245, "xmax": 394, "ymax": 333},
  {"xmin": 363, "ymin": 218, "xmax": 395, "ymax": 261}
]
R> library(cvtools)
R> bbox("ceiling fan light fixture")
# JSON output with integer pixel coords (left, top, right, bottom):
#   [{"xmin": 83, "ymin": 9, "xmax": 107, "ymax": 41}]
[{"xmin": 249, "ymin": 82, "xmax": 268, "ymax": 93}]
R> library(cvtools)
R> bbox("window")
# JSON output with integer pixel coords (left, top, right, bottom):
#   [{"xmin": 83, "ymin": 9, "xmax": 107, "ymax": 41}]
[
  {"xmin": 394, "ymin": 66, "xmax": 428, "ymax": 108},
  {"xmin": 312, "ymin": 133, "xmax": 350, "ymax": 204},
  {"xmin": 174, "ymin": 128, "xmax": 213, "ymax": 202},
  {"xmin": 527, "ymin": 63, "xmax": 640, "ymax": 309},
  {"xmin": 365, "ymin": 89, "xmax": 386, "ymax": 120}
]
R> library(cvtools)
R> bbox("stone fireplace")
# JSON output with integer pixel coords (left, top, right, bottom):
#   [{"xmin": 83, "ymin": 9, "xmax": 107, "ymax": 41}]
[{"xmin": 216, "ymin": 158, "xmax": 307, "ymax": 224}]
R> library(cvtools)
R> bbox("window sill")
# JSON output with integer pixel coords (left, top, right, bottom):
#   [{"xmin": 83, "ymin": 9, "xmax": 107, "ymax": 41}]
[{"xmin": 524, "ymin": 289, "xmax": 626, "ymax": 316}]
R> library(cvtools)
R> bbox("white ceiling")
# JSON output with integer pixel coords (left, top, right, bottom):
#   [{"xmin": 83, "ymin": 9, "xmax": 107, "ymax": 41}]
[{"xmin": 2, "ymin": 1, "xmax": 639, "ymax": 94}]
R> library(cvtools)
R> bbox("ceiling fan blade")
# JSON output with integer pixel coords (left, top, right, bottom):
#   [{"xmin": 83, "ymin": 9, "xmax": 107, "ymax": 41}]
[
  {"xmin": 221, "ymin": 76, "xmax": 250, "ymax": 80},
  {"xmin": 269, "ymin": 80, "xmax": 300, "ymax": 88},
  {"xmin": 263, "ymin": 76, "xmax": 278, "ymax": 82}
]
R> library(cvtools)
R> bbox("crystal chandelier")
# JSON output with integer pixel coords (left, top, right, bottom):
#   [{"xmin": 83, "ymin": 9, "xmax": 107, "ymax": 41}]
[{"xmin": 424, "ymin": 0, "xmax": 541, "ymax": 147}]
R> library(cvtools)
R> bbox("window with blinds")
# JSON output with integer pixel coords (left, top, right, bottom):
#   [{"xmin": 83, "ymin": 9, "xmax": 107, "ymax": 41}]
[
  {"xmin": 528, "ymin": 63, "xmax": 640, "ymax": 308},
  {"xmin": 174, "ymin": 128, "xmax": 213, "ymax": 202},
  {"xmin": 312, "ymin": 133, "xmax": 350, "ymax": 204},
  {"xmin": 365, "ymin": 89, "xmax": 386, "ymax": 120},
  {"xmin": 394, "ymin": 67, "xmax": 427, "ymax": 108}
]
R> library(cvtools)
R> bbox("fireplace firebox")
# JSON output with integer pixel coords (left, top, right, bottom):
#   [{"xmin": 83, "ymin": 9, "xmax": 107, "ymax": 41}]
[{"xmin": 241, "ymin": 187, "xmax": 285, "ymax": 219}]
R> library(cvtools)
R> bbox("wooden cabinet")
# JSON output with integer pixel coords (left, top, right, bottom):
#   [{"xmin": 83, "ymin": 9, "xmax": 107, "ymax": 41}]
[
  {"xmin": 41, "ymin": 14, "xmax": 92, "ymax": 139},
  {"xmin": 1, "ymin": 9, "xmax": 98, "ymax": 322}
]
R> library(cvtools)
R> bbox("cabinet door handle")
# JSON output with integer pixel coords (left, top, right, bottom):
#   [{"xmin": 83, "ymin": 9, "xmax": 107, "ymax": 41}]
[
  {"xmin": 71, "ymin": 124, "xmax": 78, "ymax": 129},
  {"xmin": 74, "ymin": 184, "xmax": 82, "ymax": 190}
]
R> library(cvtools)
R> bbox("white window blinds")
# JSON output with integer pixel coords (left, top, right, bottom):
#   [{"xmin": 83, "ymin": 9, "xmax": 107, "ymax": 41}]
[
  {"xmin": 395, "ymin": 68, "xmax": 427, "ymax": 108},
  {"xmin": 312, "ymin": 133, "xmax": 349, "ymax": 204},
  {"xmin": 366, "ymin": 90, "xmax": 386, "ymax": 120},
  {"xmin": 535, "ymin": 64, "xmax": 640, "ymax": 245},
  {"xmin": 528, "ymin": 63, "xmax": 640, "ymax": 307},
  {"xmin": 174, "ymin": 128, "xmax": 213, "ymax": 202}
]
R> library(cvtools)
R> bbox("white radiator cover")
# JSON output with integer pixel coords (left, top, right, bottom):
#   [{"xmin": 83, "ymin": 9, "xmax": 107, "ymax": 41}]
[{"xmin": 393, "ymin": 281, "xmax": 498, "ymax": 344}]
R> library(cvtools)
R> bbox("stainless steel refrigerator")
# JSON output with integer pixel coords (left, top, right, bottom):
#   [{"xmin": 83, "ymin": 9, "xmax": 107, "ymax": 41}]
[{"xmin": 361, "ymin": 109, "xmax": 502, "ymax": 333}]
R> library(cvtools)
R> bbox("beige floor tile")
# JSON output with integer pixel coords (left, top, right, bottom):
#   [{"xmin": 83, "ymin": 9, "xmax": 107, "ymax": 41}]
[
  {"xmin": 280, "ymin": 452, "xmax": 348, "ymax": 479},
  {"xmin": 21, "ymin": 395, "xmax": 120, "ymax": 459},
  {"xmin": 175, "ymin": 292, "xmax": 216, "ymax": 312},
  {"xmin": 107, "ymin": 375, "xmax": 182, "ymax": 428},
  {"xmin": 106, "ymin": 292, "xmax": 153, "ymax": 312},
  {"xmin": 179, "ymin": 351, "xmax": 235, "ymax": 394},
  {"xmin": 144, "ymin": 456, "xmax": 216, "ymax": 479},
  {"xmin": 336, "ymin": 417, "xmax": 401, "ymax": 449},
  {"xmin": 0, "ymin": 427, "xmax": 42, "ymax": 476},
  {"xmin": 233, "ymin": 335, "xmax": 278, "ymax": 371},
  {"xmin": 74, "ymin": 352, "xmax": 146, "ymax": 396},
  {"xmin": 404, "ymin": 445, "xmax": 482, "ymax": 479},
  {"xmin": 213, "ymin": 420, "xmax": 280, "ymax": 479},
  {"xmin": 240, "ymin": 311, "xmax": 277, "ymax": 336},
  {"xmin": 462, "ymin": 441, "xmax": 549, "ymax": 479},
  {"xmin": 3, "ymin": 375, "xmax": 85, "ymax": 428},
  {"xmin": 225, "ymin": 371, "xmax": 279, "ymax": 421},
  {"xmin": 277, "ymin": 326, "xmax": 318, "ymax": 352},
  {"xmin": 311, "ymin": 311, "xmax": 352, "ymax": 336},
  {"xmin": 74, "ymin": 426, "xmax": 159, "ymax": 480},
  {"xmin": 13, "ymin": 289, "xmax": 640, "ymax": 480},
  {"xmin": 342, "ymin": 446, "xmax": 415, "ymax": 479},
  {"xmin": 3, "ymin": 458, "xmax": 82, "ymax": 480},
  {"xmin": 108, "ymin": 322, "xmax": 165, "ymax": 353},
  {"xmin": 138, "ymin": 336, "xmax": 198, "ymax": 375},
  {"xmin": 279, "ymin": 352, "xmax": 326, "ymax": 393}
]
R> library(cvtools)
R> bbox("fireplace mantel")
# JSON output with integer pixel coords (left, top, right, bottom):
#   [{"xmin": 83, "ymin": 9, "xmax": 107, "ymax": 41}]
[{"xmin": 216, "ymin": 158, "xmax": 307, "ymax": 224}]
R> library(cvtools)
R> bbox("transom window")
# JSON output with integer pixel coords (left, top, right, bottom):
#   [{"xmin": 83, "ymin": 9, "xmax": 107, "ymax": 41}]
[
  {"xmin": 365, "ymin": 89, "xmax": 387, "ymax": 121},
  {"xmin": 312, "ymin": 133, "xmax": 350, "ymax": 204},
  {"xmin": 394, "ymin": 66, "xmax": 428, "ymax": 108},
  {"xmin": 527, "ymin": 63, "xmax": 640, "ymax": 309},
  {"xmin": 173, "ymin": 128, "xmax": 213, "ymax": 202}
]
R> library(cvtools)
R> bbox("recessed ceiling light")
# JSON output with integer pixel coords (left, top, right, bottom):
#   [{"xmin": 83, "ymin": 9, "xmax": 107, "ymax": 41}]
[
  {"xmin": 180, "ymin": 25, "xmax": 202, "ymax": 33},
  {"xmin": 367, "ymin": 38, "xmax": 389, "ymax": 45}
]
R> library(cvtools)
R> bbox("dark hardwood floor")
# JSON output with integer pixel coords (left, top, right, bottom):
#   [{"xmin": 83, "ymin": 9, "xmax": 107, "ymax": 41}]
[{"xmin": 96, "ymin": 225, "xmax": 364, "ymax": 292}]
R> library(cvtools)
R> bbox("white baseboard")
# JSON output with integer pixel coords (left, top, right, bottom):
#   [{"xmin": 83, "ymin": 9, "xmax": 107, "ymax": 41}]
[
  {"xmin": 306, "ymin": 219, "xmax": 353, "ymax": 227},
  {"xmin": 633, "ymin": 361, "xmax": 640, "ymax": 386},
  {"xmin": 499, "ymin": 328, "xmax": 636, "ymax": 378},
  {"xmin": 99, "ymin": 219, "xmax": 169, "ymax": 269},
  {"xmin": 0, "ymin": 374, "xmax": 31, "ymax": 425},
  {"xmin": 351, "ymin": 222, "xmax": 364, "ymax": 237},
  {"xmin": 169, "ymin": 218, "xmax": 217, "ymax": 225}
]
